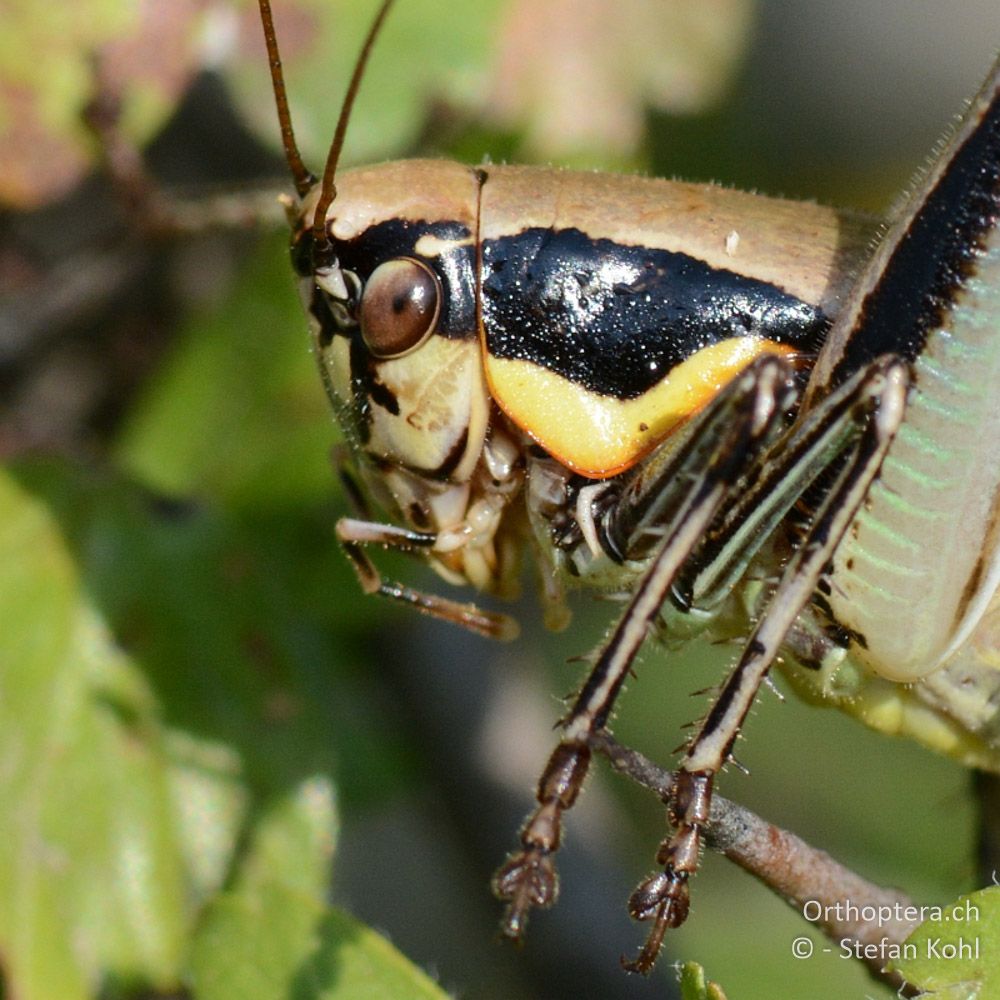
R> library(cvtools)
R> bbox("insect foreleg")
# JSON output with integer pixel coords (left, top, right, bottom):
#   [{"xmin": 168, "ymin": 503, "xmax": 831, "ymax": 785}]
[
  {"xmin": 335, "ymin": 518, "xmax": 519, "ymax": 640},
  {"xmin": 493, "ymin": 355, "xmax": 795, "ymax": 942},
  {"xmin": 623, "ymin": 356, "xmax": 909, "ymax": 974}
]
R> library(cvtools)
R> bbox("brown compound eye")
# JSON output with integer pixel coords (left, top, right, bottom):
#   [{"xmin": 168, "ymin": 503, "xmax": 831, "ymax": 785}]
[{"xmin": 359, "ymin": 257, "xmax": 441, "ymax": 359}]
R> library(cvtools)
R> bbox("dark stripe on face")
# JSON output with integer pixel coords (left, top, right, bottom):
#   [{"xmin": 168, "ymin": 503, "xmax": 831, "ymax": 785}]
[
  {"xmin": 481, "ymin": 228, "xmax": 826, "ymax": 399},
  {"xmin": 395, "ymin": 427, "xmax": 471, "ymax": 483},
  {"xmin": 431, "ymin": 427, "xmax": 470, "ymax": 481},
  {"xmin": 829, "ymin": 85, "xmax": 1000, "ymax": 384},
  {"xmin": 336, "ymin": 219, "xmax": 476, "ymax": 338},
  {"xmin": 367, "ymin": 375, "xmax": 400, "ymax": 415},
  {"xmin": 347, "ymin": 333, "xmax": 376, "ymax": 445},
  {"xmin": 308, "ymin": 284, "xmax": 339, "ymax": 349}
]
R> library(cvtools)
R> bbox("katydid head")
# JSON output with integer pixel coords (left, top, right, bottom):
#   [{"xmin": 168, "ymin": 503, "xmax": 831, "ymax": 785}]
[{"xmin": 256, "ymin": 1, "xmax": 519, "ymax": 596}]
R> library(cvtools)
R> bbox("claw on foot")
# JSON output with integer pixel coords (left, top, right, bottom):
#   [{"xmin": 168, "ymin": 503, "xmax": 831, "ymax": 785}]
[
  {"xmin": 621, "ymin": 903, "xmax": 670, "ymax": 975},
  {"xmin": 493, "ymin": 848, "xmax": 559, "ymax": 940},
  {"xmin": 494, "ymin": 743, "xmax": 588, "ymax": 941},
  {"xmin": 622, "ymin": 870, "xmax": 690, "ymax": 974}
]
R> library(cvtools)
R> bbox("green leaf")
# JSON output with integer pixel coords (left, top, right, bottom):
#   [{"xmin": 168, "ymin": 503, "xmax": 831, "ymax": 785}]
[
  {"xmin": 189, "ymin": 775, "xmax": 337, "ymax": 999},
  {"xmin": 0, "ymin": 467, "xmax": 188, "ymax": 999},
  {"xmin": 888, "ymin": 887, "xmax": 1000, "ymax": 998},
  {"xmin": 191, "ymin": 778, "xmax": 446, "ymax": 1000},
  {"xmin": 193, "ymin": 898, "xmax": 452, "ymax": 1000},
  {"xmin": 115, "ymin": 232, "xmax": 335, "ymax": 512},
  {"xmin": 183, "ymin": 704, "xmax": 444, "ymax": 1000},
  {"xmin": 232, "ymin": 776, "xmax": 338, "ymax": 903},
  {"xmin": 0, "ymin": 450, "xmax": 420, "ymax": 996},
  {"xmin": 0, "ymin": 0, "xmax": 208, "ymax": 207},
  {"xmin": 11, "ymin": 454, "xmax": 409, "ymax": 803},
  {"xmin": 679, "ymin": 960, "xmax": 729, "ymax": 1000}
]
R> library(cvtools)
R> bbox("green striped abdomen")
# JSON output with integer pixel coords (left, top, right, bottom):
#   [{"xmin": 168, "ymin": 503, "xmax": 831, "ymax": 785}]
[{"xmin": 828, "ymin": 235, "xmax": 1000, "ymax": 682}]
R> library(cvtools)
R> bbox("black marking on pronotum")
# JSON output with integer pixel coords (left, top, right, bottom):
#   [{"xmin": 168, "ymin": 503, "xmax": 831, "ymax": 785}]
[
  {"xmin": 481, "ymin": 228, "xmax": 827, "ymax": 400},
  {"xmin": 337, "ymin": 219, "xmax": 477, "ymax": 339},
  {"xmin": 829, "ymin": 84, "xmax": 1000, "ymax": 385}
]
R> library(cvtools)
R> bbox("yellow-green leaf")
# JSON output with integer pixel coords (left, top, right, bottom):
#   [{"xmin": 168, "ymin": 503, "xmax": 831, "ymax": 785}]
[{"xmin": 888, "ymin": 887, "xmax": 1000, "ymax": 999}]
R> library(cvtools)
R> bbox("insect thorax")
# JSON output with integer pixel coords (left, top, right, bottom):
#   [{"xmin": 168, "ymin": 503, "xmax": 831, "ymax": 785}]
[{"xmin": 289, "ymin": 159, "xmax": 868, "ymax": 605}]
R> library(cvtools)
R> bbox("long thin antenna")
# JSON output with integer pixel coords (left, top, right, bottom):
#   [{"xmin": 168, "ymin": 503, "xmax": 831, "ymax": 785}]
[
  {"xmin": 311, "ymin": 0, "xmax": 397, "ymax": 243},
  {"xmin": 258, "ymin": 0, "xmax": 313, "ymax": 197}
]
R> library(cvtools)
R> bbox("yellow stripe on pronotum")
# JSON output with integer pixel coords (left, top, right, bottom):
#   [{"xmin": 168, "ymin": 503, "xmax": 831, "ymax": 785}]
[{"xmin": 484, "ymin": 336, "xmax": 800, "ymax": 477}]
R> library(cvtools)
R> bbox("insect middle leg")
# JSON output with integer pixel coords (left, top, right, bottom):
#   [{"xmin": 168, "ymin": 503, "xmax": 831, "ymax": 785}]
[
  {"xmin": 493, "ymin": 354, "xmax": 797, "ymax": 939},
  {"xmin": 495, "ymin": 354, "xmax": 907, "ymax": 969},
  {"xmin": 624, "ymin": 356, "xmax": 908, "ymax": 973}
]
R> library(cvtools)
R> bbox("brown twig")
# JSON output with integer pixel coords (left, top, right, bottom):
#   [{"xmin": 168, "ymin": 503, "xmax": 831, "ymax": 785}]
[
  {"xmin": 590, "ymin": 730, "xmax": 922, "ymax": 992},
  {"xmin": 82, "ymin": 53, "xmax": 287, "ymax": 238}
]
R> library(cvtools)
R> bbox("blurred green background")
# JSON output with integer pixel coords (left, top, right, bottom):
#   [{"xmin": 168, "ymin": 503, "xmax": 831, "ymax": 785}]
[{"xmin": 2, "ymin": 1, "xmax": 999, "ymax": 998}]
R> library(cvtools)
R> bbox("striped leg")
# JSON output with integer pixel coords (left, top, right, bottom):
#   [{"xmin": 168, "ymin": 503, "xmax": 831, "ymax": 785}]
[
  {"xmin": 336, "ymin": 518, "xmax": 518, "ymax": 640},
  {"xmin": 494, "ymin": 356, "xmax": 795, "ymax": 940},
  {"xmin": 623, "ymin": 356, "xmax": 908, "ymax": 973},
  {"xmin": 334, "ymin": 452, "xmax": 519, "ymax": 641}
]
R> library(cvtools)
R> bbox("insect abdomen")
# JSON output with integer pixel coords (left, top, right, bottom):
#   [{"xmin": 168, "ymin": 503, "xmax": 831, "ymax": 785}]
[{"xmin": 824, "ymin": 64, "xmax": 1000, "ymax": 682}]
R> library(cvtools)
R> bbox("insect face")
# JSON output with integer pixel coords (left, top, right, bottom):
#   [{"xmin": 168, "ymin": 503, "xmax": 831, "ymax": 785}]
[{"xmin": 291, "ymin": 161, "xmax": 525, "ymax": 593}]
